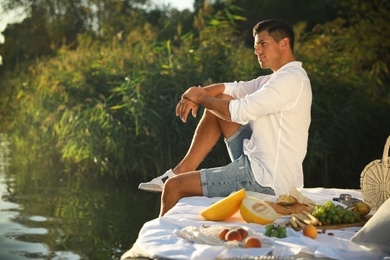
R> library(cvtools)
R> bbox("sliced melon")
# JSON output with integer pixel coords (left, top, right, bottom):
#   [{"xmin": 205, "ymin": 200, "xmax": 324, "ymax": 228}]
[
  {"xmin": 240, "ymin": 197, "xmax": 277, "ymax": 225},
  {"xmin": 200, "ymin": 189, "xmax": 246, "ymax": 221}
]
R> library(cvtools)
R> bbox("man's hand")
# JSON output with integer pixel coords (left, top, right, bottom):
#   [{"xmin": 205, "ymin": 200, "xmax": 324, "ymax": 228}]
[
  {"xmin": 182, "ymin": 86, "xmax": 207, "ymax": 104},
  {"xmin": 176, "ymin": 86, "xmax": 206, "ymax": 122},
  {"xmin": 176, "ymin": 84, "xmax": 231, "ymax": 123},
  {"xmin": 176, "ymin": 97, "xmax": 199, "ymax": 123}
]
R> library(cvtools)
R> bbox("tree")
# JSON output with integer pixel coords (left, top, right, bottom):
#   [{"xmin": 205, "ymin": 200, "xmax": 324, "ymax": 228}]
[
  {"xmin": 230, "ymin": 0, "xmax": 341, "ymax": 47},
  {"xmin": 339, "ymin": 0, "xmax": 390, "ymax": 98},
  {"xmin": 0, "ymin": 6, "xmax": 52, "ymax": 72},
  {"xmin": 0, "ymin": 0, "xmax": 155, "ymax": 73}
]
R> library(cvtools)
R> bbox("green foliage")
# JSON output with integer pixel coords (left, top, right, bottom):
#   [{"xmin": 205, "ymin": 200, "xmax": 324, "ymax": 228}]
[
  {"xmin": 0, "ymin": 0, "xmax": 183, "ymax": 72},
  {"xmin": 230, "ymin": 0, "xmax": 341, "ymax": 47},
  {"xmin": 296, "ymin": 0, "xmax": 390, "ymax": 188},
  {"xmin": 1, "ymin": 5, "xmax": 256, "ymax": 181},
  {"xmin": 0, "ymin": 1, "xmax": 389, "ymax": 188}
]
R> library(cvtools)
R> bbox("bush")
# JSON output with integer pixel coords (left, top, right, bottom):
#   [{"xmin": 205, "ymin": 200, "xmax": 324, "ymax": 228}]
[{"xmin": 1, "ymin": 2, "xmax": 389, "ymax": 187}]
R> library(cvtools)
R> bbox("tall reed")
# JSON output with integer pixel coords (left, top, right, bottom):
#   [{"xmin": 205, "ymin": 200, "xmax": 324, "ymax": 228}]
[{"xmin": 1, "ymin": 4, "xmax": 389, "ymax": 188}]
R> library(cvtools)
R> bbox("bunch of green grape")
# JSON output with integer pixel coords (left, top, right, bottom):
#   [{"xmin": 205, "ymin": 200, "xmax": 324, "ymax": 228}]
[
  {"xmin": 264, "ymin": 224, "xmax": 287, "ymax": 238},
  {"xmin": 312, "ymin": 200, "xmax": 361, "ymax": 225}
]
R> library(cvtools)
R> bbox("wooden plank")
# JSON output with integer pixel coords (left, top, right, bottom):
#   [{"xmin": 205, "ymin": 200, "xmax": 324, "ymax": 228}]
[
  {"xmin": 284, "ymin": 215, "xmax": 372, "ymax": 231},
  {"xmin": 316, "ymin": 215, "xmax": 371, "ymax": 230}
]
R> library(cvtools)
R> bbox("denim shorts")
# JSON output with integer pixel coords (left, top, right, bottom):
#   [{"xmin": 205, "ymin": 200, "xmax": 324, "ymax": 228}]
[{"xmin": 200, "ymin": 124, "xmax": 275, "ymax": 197}]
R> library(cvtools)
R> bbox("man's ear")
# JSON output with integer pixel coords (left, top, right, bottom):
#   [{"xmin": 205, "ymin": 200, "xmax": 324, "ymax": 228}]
[{"xmin": 280, "ymin": 38, "xmax": 289, "ymax": 48}]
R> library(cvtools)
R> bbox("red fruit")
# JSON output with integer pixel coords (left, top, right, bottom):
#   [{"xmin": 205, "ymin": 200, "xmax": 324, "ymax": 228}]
[
  {"xmin": 225, "ymin": 230, "xmax": 242, "ymax": 241},
  {"xmin": 218, "ymin": 228, "xmax": 229, "ymax": 240},
  {"xmin": 244, "ymin": 236, "xmax": 261, "ymax": 248},
  {"xmin": 236, "ymin": 228, "xmax": 248, "ymax": 239}
]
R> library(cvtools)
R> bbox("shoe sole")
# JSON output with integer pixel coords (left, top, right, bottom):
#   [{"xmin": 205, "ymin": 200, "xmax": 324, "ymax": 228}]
[
  {"xmin": 138, "ymin": 187, "xmax": 162, "ymax": 193},
  {"xmin": 138, "ymin": 184, "xmax": 162, "ymax": 193},
  {"xmin": 138, "ymin": 175, "xmax": 169, "ymax": 193}
]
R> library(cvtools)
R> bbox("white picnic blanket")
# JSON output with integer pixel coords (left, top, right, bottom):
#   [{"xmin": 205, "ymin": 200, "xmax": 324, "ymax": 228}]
[{"xmin": 121, "ymin": 188, "xmax": 388, "ymax": 260}]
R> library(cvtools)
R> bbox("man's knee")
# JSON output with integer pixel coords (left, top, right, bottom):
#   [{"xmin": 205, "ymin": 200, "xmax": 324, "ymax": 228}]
[
  {"xmin": 163, "ymin": 173, "xmax": 203, "ymax": 197},
  {"xmin": 163, "ymin": 177, "xmax": 178, "ymax": 193},
  {"xmin": 163, "ymin": 176, "xmax": 185, "ymax": 198}
]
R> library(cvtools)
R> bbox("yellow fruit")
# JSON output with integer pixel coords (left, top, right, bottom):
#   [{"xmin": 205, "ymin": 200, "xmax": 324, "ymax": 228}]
[
  {"xmin": 240, "ymin": 197, "xmax": 277, "ymax": 225},
  {"xmin": 354, "ymin": 201, "xmax": 371, "ymax": 216},
  {"xmin": 200, "ymin": 189, "xmax": 246, "ymax": 221},
  {"xmin": 303, "ymin": 224, "xmax": 318, "ymax": 239}
]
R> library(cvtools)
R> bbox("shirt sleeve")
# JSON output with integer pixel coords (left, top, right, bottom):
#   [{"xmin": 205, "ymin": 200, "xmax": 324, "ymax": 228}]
[
  {"xmin": 228, "ymin": 71, "xmax": 304, "ymax": 124},
  {"xmin": 224, "ymin": 76, "xmax": 265, "ymax": 99}
]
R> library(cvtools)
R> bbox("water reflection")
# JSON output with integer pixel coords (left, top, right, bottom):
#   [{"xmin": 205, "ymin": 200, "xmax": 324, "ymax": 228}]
[{"xmin": 0, "ymin": 134, "xmax": 161, "ymax": 259}]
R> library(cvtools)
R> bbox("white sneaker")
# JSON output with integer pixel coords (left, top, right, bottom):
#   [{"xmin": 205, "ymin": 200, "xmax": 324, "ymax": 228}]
[{"xmin": 138, "ymin": 169, "xmax": 175, "ymax": 192}]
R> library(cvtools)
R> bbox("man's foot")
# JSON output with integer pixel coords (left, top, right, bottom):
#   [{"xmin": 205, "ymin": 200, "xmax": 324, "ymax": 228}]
[{"xmin": 138, "ymin": 169, "xmax": 175, "ymax": 192}]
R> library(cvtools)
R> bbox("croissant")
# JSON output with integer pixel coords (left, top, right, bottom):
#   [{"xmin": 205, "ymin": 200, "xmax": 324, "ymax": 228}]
[{"xmin": 266, "ymin": 195, "xmax": 310, "ymax": 215}]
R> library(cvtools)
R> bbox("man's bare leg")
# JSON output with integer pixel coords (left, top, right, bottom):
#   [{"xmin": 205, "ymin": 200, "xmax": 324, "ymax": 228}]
[
  {"xmin": 173, "ymin": 96, "xmax": 240, "ymax": 174},
  {"xmin": 160, "ymin": 99, "xmax": 241, "ymax": 216},
  {"xmin": 159, "ymin": 170, "xmax": 202, "ymax": 216}
]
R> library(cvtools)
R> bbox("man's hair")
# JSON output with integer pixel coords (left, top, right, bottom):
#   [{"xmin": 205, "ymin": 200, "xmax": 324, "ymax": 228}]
[{"xmin": 253, "ymin": 19, "xmax": 295, "ymax": 51}]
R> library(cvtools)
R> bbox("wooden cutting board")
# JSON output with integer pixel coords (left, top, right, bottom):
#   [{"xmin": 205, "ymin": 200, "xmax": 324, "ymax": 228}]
[
  {"xmin": 284, "ymin": 215, "xmax": 372, "ymax": 231},
  {"xmin": 315, "ymin": 215, "xmax": 371, "ymax": 230}
]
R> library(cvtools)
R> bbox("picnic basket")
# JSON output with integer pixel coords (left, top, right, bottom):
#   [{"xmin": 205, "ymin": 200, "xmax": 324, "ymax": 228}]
[{"xmin": 360, "ymin": 135, "xmax": 390, "ymax": 210}]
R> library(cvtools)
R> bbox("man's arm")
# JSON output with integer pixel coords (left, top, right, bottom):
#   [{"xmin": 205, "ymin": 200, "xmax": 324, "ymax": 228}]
[
  {"xmin": 177, "ymin": 83, "xmax": 232, "ymax": 123},
  {"xmin": 195, "ymin": 92, "xmax": 231, "ymax": 121},
  {"xmin": 202, "ymin": 83, "xmax": 225, "ymax": 97}
]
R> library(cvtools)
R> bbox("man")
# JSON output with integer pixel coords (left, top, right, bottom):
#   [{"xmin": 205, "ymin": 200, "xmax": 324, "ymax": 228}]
[{"xmin": 139, "ymin": 19, "xmax": 312, "ymax": 217}]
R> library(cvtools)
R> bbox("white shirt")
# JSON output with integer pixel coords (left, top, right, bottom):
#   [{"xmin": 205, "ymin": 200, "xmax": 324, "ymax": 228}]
[{"xmin": 224, "ymin": 61, "xmax": 312, "ymax": 195}]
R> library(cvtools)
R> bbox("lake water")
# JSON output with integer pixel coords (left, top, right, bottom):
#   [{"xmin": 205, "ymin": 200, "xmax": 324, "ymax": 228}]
[{"xmin": 0, "ymin": 134, "xmax": 161, "ymax": 259}]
